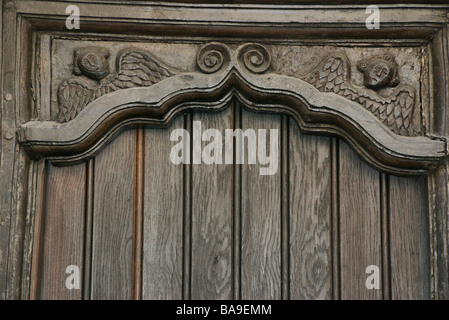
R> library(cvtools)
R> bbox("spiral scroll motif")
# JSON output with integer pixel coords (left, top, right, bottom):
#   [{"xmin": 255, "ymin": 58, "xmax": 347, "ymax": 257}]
[
  {"xmin": 238, "ymin": 43, "xmax": 271, "ymax": 74},
  {"xmin": 196, "ymin": 42, "xmax": 230, "ymax": 74}
]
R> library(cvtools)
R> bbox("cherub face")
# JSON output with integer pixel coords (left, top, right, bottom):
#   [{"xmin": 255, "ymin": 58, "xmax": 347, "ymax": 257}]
[
  {"xmin": 77, "ymin": 51, "xmax": 109, "ymax": 80},
  {"xmin": 363, "ymin": 59, "xmax": 394, "ymax": 89}
]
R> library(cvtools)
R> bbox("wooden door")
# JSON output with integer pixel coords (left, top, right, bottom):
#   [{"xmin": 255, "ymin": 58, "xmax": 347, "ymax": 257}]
[
  {"xmin": 29, "ymin": 105, "xmax": 430, "ymax": 300},
  {"xmin": 2, "ymin": 1, "xmax": 449, "ymax": 300}
]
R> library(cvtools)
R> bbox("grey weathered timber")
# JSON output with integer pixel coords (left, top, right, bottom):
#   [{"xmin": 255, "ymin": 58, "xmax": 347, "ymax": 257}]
[
  {"xmin": 240, "ymin": 108, "xmax": 281, "ymax": 299},
  {"xmin": 191, "ymin": 106, "xmax": 233, "ymax": 300},
  {"xmin": 34, "ymin": 163, "xmax": 86, "ymax": 300},
  {"xmin": 143, "ymin": 116, "xmax": 184, "ymax": 300},
  {"xmin": 339, "ymin": 141, "xmax": 382, "ymax": 300},
  {"xmin": 289, "ymin": 118, "xmax": 331, "ymax": 300},
  {"xmin": 389, "ymin": 176, "xmax": 430, "ymax": 299}
]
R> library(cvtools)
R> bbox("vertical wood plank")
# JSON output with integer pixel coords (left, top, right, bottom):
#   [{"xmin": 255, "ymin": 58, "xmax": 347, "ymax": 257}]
[
  {"xmin": 289, "ymin": 119, "xmax": 331, "ymax": 300},
  {"xmin": 91, "ymin": 130, "xmax": 135, "ymax": 300},
  {"xmin": 429, "ymin": 161, "xmax": 449, "ymax": 299},
  {"xmin": 191, "ymin": 107, "xmax": 233, "ymax": 300},
  {"xmin": 389, "ymin": 175, "xmax": 430, "ymax": 299},
  {"xmin": 30, "ymin": 160, "xmax": 47, "ymax": 300},
  {"xmin": 38, "ymin": 163, "xmax": 86, "ymax": 300},
  {"xmin": 241, "ymin": 109, "xmax": 281, "ymax": 300},
  {"xmin": 339, "ymin": 140, "xmax": 382, "ymax": 300},
  {"xmin": 142, "ymin": 116, "xmax": 184, "ymax": 300}
]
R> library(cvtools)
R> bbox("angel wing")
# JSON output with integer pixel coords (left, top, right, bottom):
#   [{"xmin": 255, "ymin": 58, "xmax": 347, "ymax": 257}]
[
  {"xmin": 57, "ymin": 49, "xmax": 177, "ymax": 123},
  {"xmin": 301, "ymin": 54, "xmax": 416, "ymax": 136},
  {"xmin": 57, "ymin": 79, "xmax": 96, "ymax": 123},
  {"xmin": 108, "ymin": 49, "xmax": 177, "ymax": 90},
  {"xmin": 358, "ymin": 87, "xmax": 415, "ymax": 136}
]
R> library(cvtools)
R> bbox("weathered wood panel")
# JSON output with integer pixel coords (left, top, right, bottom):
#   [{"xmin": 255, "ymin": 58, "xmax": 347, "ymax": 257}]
[
  {"xmin": 0, "ymin": 0, "xmax": 15, "ymax": 300},
  {"xmin": 191, "ymin": 107, "xmax": 233, "ymax": 300},
  {"xmin": 91, "ymin": 130, "xmax": 135, "ymax": 299},
  {"xmin": 339, "ymin": 141, "xmax": 382, "ymax": 300},
  {"xmin": 38, "ymin": 163, "xmax": 86, "ymax": 300},
  {"xmin": 389, "ymin": 175, "xmax": 430, "ymax": 299},
  {"xmin": 142, "ymin": 116, "xmax": 184, "ymax": 299},
  {"xmin": 289, "ymin": 119, "xmax": 331, "ymax": 300},
  {"xmin": 240, "ymin": 108, "xmax": 281, "ymax": 300}
]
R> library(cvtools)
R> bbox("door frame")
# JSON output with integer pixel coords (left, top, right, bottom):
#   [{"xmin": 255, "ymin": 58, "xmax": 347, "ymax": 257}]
[{"xmin": 1, "ymin": 0, "xmax": 449, "ymax": 299}]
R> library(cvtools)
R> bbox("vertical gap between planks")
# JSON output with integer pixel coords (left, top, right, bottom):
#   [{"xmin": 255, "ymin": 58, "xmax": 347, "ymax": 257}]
[
  {"xmin": 380, "ymin": 173, "xmax": 391, "ymax": 300},
  {"xmin": 132, "ymin": 128, "xmax": 144, "ymax": 300},
  {"xmin": 330, "ymin": 138, "xmax": 341, "ymax": 300},
  {"xmin": 281, "ymin": 115, "xmax": 290, "ymax": 300},
  {"xmin": 82, "ymin": 159, "xmax": 95, "ymax": 300},
  {"xmin": 29, "ymin": 160, "xmax": 47, "ymax": 300},
  {"xmin": 183, "ymin": 114, "xmax": 192, "ymax": 300},
  {"xmin": 232, "ymin": 100, "xmax": 242, "ymax": 300}
]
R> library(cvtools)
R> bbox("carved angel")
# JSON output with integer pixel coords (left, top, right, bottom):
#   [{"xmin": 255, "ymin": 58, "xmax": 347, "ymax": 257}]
[
  {"xmin": 301, "ymin": 53, "xmax": 416, "ymax": 136},
  {"xmin": 57, "ymin": 47, "xmax": 177, "ymax": 122}
]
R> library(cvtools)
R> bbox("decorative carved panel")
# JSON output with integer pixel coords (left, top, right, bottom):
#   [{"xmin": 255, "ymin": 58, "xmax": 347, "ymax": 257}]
[{"xmin": 18, "ymin": 41, "xmax": 446, "ymax": 174}]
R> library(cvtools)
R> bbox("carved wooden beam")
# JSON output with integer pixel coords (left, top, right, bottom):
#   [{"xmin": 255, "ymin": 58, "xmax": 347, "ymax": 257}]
[{"xmin": 18, "ymin": 42, "xmax": 447, "ymax": 174}]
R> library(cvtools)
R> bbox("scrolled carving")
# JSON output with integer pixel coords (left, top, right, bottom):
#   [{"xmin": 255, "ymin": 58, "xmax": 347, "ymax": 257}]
[
  {"xmin": 196, "ymin": 42, "xmax": 230, "ymax": 74},
  {"xmin": 21, "ymin": 66, "xmax": 445, "ymax": 175},
  {"xmin": 301, "ymin": 53, "xmax": 416, "ymax": 136},
  {"xmin": 57, "ymin": 47, "xmax": 178, "ymax": 123},
  {"xmin": 238, "ymin": 43, "xmax": 271, "ymax": 74}
]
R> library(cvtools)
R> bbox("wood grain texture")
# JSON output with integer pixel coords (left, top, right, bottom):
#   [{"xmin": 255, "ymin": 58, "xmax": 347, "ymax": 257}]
[
  {"xmin": 339, "ymin": 140, "xmax": 382, "ymax": 300},
  {"xmin": 0, "ymin": 0, "xmax": 16, "ymax": 299},
  {"xmin": 389, "ymin": 175, "xmax": 430, "ymax": 299},
  {"xmin": 38, "ymin": 163, "xmax": 86, "ymax": 300},
  {"xmin": 191, "ymin": 107, "xmax": 233, "ymax": 300},
  {"xmin": 240, "ymin": 109, "xmax": 281, "ymax": 300},
  {"xmin": 429, "ymin": 161, "xmax": 449, "ymax": 299},
  {"xmin": 143, "ymin": 115, "xmax": 184, "ymax": 300},
  {"xmin": 91, "ymin": 130, "xmax": 135, "ymax": 300},
  {"xmin": 289, "ymin": 118, "xmax": 331, "ymax": 300}
]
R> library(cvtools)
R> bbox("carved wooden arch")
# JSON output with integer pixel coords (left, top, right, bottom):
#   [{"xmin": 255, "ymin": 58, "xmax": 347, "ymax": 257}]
[{"xmin": 18, "ymin": 42, "xmax": 447, "ymax": 175}]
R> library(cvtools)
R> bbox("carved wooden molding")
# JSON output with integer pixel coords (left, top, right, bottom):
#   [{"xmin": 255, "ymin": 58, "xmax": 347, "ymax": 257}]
[
  {"xmin": 2, "ymin": 0, "xmax": 449, "ymax": 300},
  {"xmin": 18, "ymin": 42, "xmax": 446, "ymax": 174}
]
